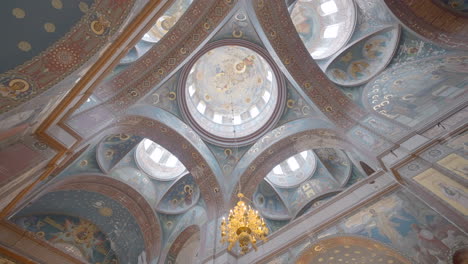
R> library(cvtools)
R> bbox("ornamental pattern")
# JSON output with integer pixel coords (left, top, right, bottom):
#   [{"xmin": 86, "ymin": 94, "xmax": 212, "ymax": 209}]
[{"xmin": 0, "ymin": 0, "xmax": 136, "ymax": 114}]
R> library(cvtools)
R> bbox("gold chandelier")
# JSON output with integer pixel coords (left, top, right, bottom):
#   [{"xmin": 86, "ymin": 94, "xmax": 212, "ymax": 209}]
[{"xmin": 220, "ymin": 193, "xmax": 269, "ymax": 254}]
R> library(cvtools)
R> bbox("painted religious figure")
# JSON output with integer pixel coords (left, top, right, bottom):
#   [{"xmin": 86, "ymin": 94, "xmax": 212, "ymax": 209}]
[{"xmin": 413, "ymin": 168, "xmax": 468, "ymax": 215}]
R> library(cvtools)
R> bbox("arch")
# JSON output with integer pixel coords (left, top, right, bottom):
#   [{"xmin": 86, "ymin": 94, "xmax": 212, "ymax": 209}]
[
  {"xmin": 384, "ymin": 0, "xmax": 468, "ymax": 50},
  {"xmin": 249, "ymin": 0, "xmax": 366, "ymax": 129},
  {"xmin": 295, "ymin": 235, "xmax": 412, "ymax": 263},
  {"xmin": 164, "ymin": 225, "xmax": 200, "ymax": 264},
  {"xmin": 88, "ymin": 106, "xmax": 224, "ymax": 217},
  {"xmin": 294, "ymin": 190, "xmax": 342, "ymax": 219},
  {"xmin": 28, "ymin": 174, "xmax": 162, "ymax": 264},
  {"xmin": 229, "ymin": 118, "xmax": 353, "ymax": 206}
]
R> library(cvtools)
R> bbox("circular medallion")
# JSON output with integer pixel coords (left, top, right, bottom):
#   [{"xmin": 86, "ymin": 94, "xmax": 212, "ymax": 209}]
[{"xmin": 178, "ymin": 40, "xmax": 286, "ymax": 147}]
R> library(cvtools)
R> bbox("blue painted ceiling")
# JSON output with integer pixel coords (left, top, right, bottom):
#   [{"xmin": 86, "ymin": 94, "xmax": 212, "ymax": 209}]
[{"xmin": 1, "ymin": 0, "xmax": 94, "ymax": 73}]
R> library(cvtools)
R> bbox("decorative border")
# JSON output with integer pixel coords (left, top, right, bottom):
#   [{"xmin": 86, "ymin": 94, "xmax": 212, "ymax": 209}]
[
  {"xmin": 0, "ymin": 0, "xmax": 136, "ymax": 114},
  {"xmin": 384, "ymin": 0, "xmax": 468, "ymax": 50},
  {"xmin": 177, "ymin": 39, "xmax": 287, "ymax": 147}
]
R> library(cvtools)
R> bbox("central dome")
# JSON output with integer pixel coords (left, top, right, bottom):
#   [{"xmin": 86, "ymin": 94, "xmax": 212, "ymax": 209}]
[{"xmin": 179, "ymin": 41, "xmax": 285, "ymax": 146}]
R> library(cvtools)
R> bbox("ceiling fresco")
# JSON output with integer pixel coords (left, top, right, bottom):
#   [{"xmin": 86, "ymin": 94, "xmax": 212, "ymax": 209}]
[
  {"xmin": 179, "ymin": 40, "xmax": 287, "ymax": 146},
  {"xmin": 325, "ymin": 25, "xmax": 400, "ymax": 86},
  {"xmin": 156, "ymin": 174, "xmax": 200, "ymax": 215},
  {"xmin": 434, "ymin": 0, "xmax": 468, "ymax": 14},
  {"xmin": 291, "ymin": 0, "xmax": 357, "ymax": 60},
  {"xmin": 253, "ymin": 181, "xmax": 291, "ymax": 220},
  {"xmin": 14, "ymin": 214, "xmax": 118, "ymax": 264},
  {"xmin": 3, "ymin": 0, "xmax": 468, "ymax": 262},
  {"xmin": 0, "ymin": 0, "xmax": 135, "ymax": 114},
  {"xmin": 110, "ymin": 166, "xmax": 157, "ymax": 205},
  {"xmin": 15, "ymin": 190, "xmax": 146, "ymax": 264},
  {"xmin": 96, "ymin": 133, "xmax": 143, "ymax": 173},
  {"xmin": 364, "ymin": 55, "xmax": 468, "ymax": 128},
  {"xmin": 253, "ymin": 148, "xmax": 364, "ymax": 222},
  {"xmin": 295, "ymin": 236, "xmax": 412, "ymax": 264},
  {"xmin": 0, "ymin": 0, "xmax": 94, "ymax": 74},
  {"xmin": 104, "ymin": 0, "xmax": 194, "ymax": 82}
]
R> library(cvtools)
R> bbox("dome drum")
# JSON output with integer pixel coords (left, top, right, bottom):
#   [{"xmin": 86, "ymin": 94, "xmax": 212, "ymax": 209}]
[{"xmin": 178, "ymin": 40, "xmax": 286, "ymax": 147}]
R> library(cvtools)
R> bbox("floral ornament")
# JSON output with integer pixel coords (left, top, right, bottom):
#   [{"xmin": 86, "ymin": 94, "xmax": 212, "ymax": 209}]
[
  {"xmin": 90, "ymin": 12, "xmax": 111, "ymax": 36},
  {"xmin": 0, "ymin": 77, "xmax": 33, "ymax": 100}
]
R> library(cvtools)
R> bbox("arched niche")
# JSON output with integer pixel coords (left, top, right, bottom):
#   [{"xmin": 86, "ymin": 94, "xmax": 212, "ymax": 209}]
[
  {"xmin": 165, "ymin": 225, "xmax": 201, "ymax": 264},
  {"xmin": 17, "ymin": 175, "xmax": 162, "ymax": 264},
  {"xmin": 295, "ymin": 235, "xmax": 412, "ymax": 263}
]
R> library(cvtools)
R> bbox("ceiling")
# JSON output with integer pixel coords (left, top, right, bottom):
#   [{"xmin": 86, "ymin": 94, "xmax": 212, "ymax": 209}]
[{"xmin": 2, "ymin": 0, "xmax": 467, "ymax": 263}]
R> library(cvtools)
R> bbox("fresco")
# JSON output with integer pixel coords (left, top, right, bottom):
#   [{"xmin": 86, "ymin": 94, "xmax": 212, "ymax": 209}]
[
  {"xmin": 361, "ymin": 115, "xmax": 407, "ymax": 140},
  {"xmin": 445, "ymin": 130, "xmax": 468, "ymax": 156},
  {"xmin": 15, "ymin": 190, "xmax": 146, "ymax": 264},
  {"xmin": 314, "ymin": 148, "xmax": 351, "ymax": 184},
  {"xmin": 350, "ymin": 0, "xmax": 394, "ymax": 41},
  {"xmin": 159, "ymin": 204, "xmax": 207, "ymax": 245},
  {"xmin": 278, "ymin": 82, "xmax": 317, "ymax": 125},
  {"xmin": 318, "ymin": 189, "xmax": 468, "ymax": 263},
  {"xmin": 15, "ymin": 214, "xmax": 118, "ymax": 264},
  {"xmin": 273, "ymin": 154, "xmax": 345, "ymax": 216},
  {"xmin": 364, "ymin": 55, "xmax": 468, "ymax": 127},
  {"xmin": 326, "ymin": 25, "xmax": 400, "ymax": 86},
  {"xmin": 296, "ymin": 236, "xmax": 412, "ymax": 264},
  {"xmin": 344, "ymin": 164, "xmax": 366, "ymax": 188},
  {"xmin": 437, "ymin": 153, "xmax": 468, "ymax": 180},
  {"xmin": 97, "ymin": 133, "xmax": 142, "ymax": 173},
  {"xmin": 206, "ymin": 142, "xmax": 249, "ymax": 177},
  {"xmin": 0, "ymin": 0, "xmax": 94, "ymax": 73},
  {"xmin": 253, "ymin": 181, "xmax": 291, "ymax": 220},
  {"xmin": 434, "ymin": 0, "xmax": 468, "ymax": 14},
  {"xmin": 184, "ymin": 45, "xmax": 279, "ymax": 139},
  {"xmin": 142, "ymin": 72, "xmax": 181, "ymax": 118},
  {"xmin": 347, "ymin": 125, "xmax": 390, "ymax": 152},
  {"xmin": 291, "ymin": 0, "xmax": 356, "ymax": 59},
  {"xmin": 295, "ymin": 191, "xmax": 340, "ymax": 219},
  {"xmin": 156, "ymin": 174, "xmax": 200, "ymax": 214},
  {"xmin": 57, "ymin": 146, "xmax": 103, "ymax": 178},
  {"xmin": 109, "ymin": 166, "xmax": 157, "ymax": 205},
  {"xmin": 142, "ymin": 0, "xmax": 193, "ymax": 43},
  {"xmin": 413, "ymin": 168, "xmax": 468, "ymax": 215}
]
